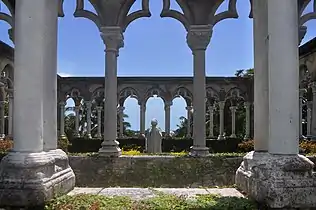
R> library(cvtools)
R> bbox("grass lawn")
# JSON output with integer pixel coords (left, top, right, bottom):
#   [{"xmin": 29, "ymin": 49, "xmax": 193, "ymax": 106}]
[{"xmin": 45, "ymin": 192, "xmax": 257, "ymax": 210}]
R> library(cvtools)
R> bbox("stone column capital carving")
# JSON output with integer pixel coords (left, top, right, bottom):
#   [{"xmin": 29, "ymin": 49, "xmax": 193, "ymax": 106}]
[
  {"xmin": 186, "ymin": 106, "xmax": 193, "ymax": 111},
  {"xmin": 164, "ymin": 101, "xmax": 172, "ymax": 110},
  {"xmin": 96, "ymin": 106, "xmax": 103, "ymax": 111},
  {"xmin": 118, "ymin": 106, "xmax": 125, "ymax": 113},
  {"xmin": 218, "ymin": 101, "xmax": 225, "ymax": 109},
  {"xmin": 230, "ymin": 106, "xmax": 237, "ymax": 111},
  {"xmin": 244, "ymin": 101, "xmax": 252, "ymax": 108},
  {"xmin": 208, "ymin": 105, "xmax": 214, "ymax": 112},
  {"xmin": 100, "ymin": 26, "xmax": 124, "ymax": 53},
  {"xmin": 186, "ymin": 25, "xmax": 212, "ymax": 51}
]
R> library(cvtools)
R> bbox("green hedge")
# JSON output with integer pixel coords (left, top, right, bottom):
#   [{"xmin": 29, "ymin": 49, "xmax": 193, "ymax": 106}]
[{"xmin": 68, "ymin": 137, "xmax": 242, "ymax": 153}]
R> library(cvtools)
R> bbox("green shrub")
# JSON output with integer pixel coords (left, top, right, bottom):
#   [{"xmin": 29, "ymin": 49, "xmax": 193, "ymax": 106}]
[
  {"xmin": 0, "ymin": 139, "xmax": 13, "ymax": 152},
  {"xmin": 58, "ymin": 136, "xmax": 71, "ymax": 153}
]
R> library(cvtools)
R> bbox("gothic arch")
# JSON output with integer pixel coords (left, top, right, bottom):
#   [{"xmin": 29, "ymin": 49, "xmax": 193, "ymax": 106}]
[
  {"xmin": 144, "ymin": 87, "xmax": 166, "ymax": 103},
  {"xmin": 118, "ymin": 87, "xmax": 139, "ymax": 106},
  {"xmin": 172, "ymin": 86, "xmax": 192, "ymax": 106},
  {"xmin": 206, "ymin": 87, "xmax": 220, "ymax": 106},
  {"xmin": 91, "ymin": 87, "xmax": 105, "ymax": 106}
]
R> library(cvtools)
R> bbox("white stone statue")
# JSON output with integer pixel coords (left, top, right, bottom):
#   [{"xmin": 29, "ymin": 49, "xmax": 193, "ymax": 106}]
[{"xmin": 145, "ymin": 118, "xmax": 162, "ymax": 153}]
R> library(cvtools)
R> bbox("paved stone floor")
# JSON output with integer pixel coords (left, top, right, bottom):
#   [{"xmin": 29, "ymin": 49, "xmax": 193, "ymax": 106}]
[{"xmin": 68, "ymin": 187, "xmax": 244, "ymax": 200}]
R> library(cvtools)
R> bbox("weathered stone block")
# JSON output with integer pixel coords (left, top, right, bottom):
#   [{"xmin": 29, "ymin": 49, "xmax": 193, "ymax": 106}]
[
  {"xmin": 236, "ymin": 151, "xmax": 316, "ymax": 209},
  {"xmin": 0, "ymin": 151, "xmax": 75, "ymax": 207}
]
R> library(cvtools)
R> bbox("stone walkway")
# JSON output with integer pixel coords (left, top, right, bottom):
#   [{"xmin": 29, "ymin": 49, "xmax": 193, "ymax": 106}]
[{"xmin": 68, "ymin": 187, "xmax": 244, "ymax": 200}]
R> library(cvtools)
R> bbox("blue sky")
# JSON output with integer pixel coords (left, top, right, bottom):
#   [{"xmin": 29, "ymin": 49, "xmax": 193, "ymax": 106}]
[{"xmin": 0, "ymin": 1, "xmax": 315, "ymax": 131}]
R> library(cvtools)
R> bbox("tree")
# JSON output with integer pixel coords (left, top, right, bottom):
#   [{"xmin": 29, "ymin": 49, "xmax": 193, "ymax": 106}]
[{"xmin": 235, "ymin": 68, "xmax": 254, "ymax": 78}]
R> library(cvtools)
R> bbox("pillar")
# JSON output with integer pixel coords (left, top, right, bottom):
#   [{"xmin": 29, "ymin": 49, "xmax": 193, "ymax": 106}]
[
  {"xmin": 244, "ymin": 102, "xmax": 251, "ymax": 140},
  {"xmin": 253, "ymin": 0, "xmax": 269, "ymax": 151},
  {"xmin": 59, "ymin": 101, "xmax": 66, "ymax": 138},
  {"xmin": 267, "ymin": 0, "xmax": 299, "ymax": 155},
  {"xmin": 299, "ymin": 89, "xmax": 305, "ymax": 137},
  {"xmin": 164, "ymin": 101, "xmax": 172, "ymax": 137},
  {"xmin": 230, "ymin": 106, "xmax": 237, "ymax": 138},
  {"xmin": 307, "ymin": 101, "xmax": 312, "ymax": 136},
  {"xmin": 139, "ymin": 102, "xmax": 146, "ymax": 137},
  {"xmin": 186, "ymin": 106, "xmax": 192, "ymax": 138},
  {"xmin": 0, "ymin": 101, "xmax": 5, "ymax": 139},
  {"xmin": 208, "ymin": 105, "xmax": 214, "ymax": 138},
  {"xmin": 187, "ymin": 25, "xmax": 211, "ymax": 156},
  {"xmin": 311, "ymin": 82, "xmax": 316, "ymax": 138},
  {"xmin": 236, "ymin": 1, "xmax": 316, "ymax": 208},
  {"xmin": 99, "ymin": 26, "xmax": 123, "ymax": 157},
  {"xmin": 96, "ymin": 106, "xmax": 102, "ymax": 138},
  {"xmin": 86, "ymin": 101, "xmax": 92, "ymax": 139},
  {"xmin": 7, "ymin": 92, "xmax": 13, "ymax": 139},
  {"xmin": 0, "ymin": 0, "xmax": 75, "ymax": 206},
  {"xmin": 74, "ymin": 105, "xmax": 80, "ymax": 137},
  {"xmin": 217, "ymin": 101, "xmax": 225, "ymax": 140},
  {"xmin": 118, "ymin": 106, "xmax": 125, "ymax": 138}
]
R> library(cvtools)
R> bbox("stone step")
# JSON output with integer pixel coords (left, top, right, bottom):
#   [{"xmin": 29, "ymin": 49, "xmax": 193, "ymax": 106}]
[{"xmin": 67, "ymin": 187, "xmax": 244, "ymax": 200}]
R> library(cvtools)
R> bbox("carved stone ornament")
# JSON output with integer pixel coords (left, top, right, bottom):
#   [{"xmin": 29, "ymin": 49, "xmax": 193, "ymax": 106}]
[
  {"xmin": 100, "ymin": 26, "xmax": 124, "ymax": 52},
  {"xmin": 74, "ymin": 0, "xmax": 151, "ymax": 32},
  {"xmin": 161, "ymin": 0, "xmax": 238, "ymax": 31},
  {"xmin": 186, "ymin": 25, "xmax": 212, "ymax": 51}
]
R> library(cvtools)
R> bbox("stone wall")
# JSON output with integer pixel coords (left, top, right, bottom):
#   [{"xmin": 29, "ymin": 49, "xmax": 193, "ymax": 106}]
[
  {"xmin": 69, "ymin": 155, "xmax": 316, "ymax": 188},
  {"xmin": 69, "ymin": 155, "xmax": 243, "ymax": 188}
]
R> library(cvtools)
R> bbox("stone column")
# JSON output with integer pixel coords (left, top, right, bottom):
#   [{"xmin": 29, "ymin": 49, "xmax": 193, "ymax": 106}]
[
  {"xmin": 59, "ymin": 101, "xmax": 66, "ymax": 138},
  {"xmin": 0, "ymin": 101, "xmax": 5, "ymax": 139},
  {"xmin": 96, "ymin": 106, "xmax": 102, "ymax": 138},
  {"xmin": 74, "ymin": 105, "xmax": 80, "ymax": 137},
  {"xmin": 187, "ymin": 25, "xmax": 211, "ymax": 156},
  {"xmin": 118, "ymin": 106, "xmax": 125, "ymax": 138},
  {"xmin": 164, "ymin": 101, "xmax": 172, "ymax": 137},
  {"xmin": 311, "ymin": 82, "xmax": 316, "ymax": 139},
  {"xmin": 186, "ymin": 106, "xmax": 192, "ymax": 138},
  {"xmin": 237, "ymin": 1, "xmax": 316, "ymax": 208},
  {"xmin": 252, "ymin": 0, "xmax": 269, "ymax": 151},
  {"xmin": 86, "ymin": 101, "xmax": 92, "ymax": 139},
  {"xmin": 0, "ymin": 0, "xmax": 75, "ymax": 206},
  {"xmin": 230, "ymin": 106, "xmax": 237, "ymax": 138},
  {"xmin": 7, "ymin": 92, "xmax": 13, "ymax": 139},
  {"xmin": 217, "ymin": 101, "xmax": 225, "ymax": 140},
  {"xmin": 244, "ymin": 102, "xmax": 251, "ymax": 140},
  {"xmin": 267, "ymin": 0, "xmax": 299, "ymax": 155},
  {"xmin": 307, "ymin": 101, "xmax": 312, "ymax": 136},
  {"xmin": 139, "ymin": 102, "xmax": 146, "ymax": 137},
  {"xmin": 99, "ymin": 27, "xmax": 123, "ymax": 157},
  {"xmin": 299, "ymin": 89, "xmax": 305, "ymax": 137},
  {"xmin": 208, "ymin": 105, "xmax": 214, "ymax": 138}
]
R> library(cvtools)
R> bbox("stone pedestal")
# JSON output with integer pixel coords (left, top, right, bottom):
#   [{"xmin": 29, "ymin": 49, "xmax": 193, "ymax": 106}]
[
  {"xmin": 236, "ymin": 151, "xmax": 316, "ymax": 209},
  {"xmin": 0, "ymin": 152, "xmax": 75, "ymax": 207}
]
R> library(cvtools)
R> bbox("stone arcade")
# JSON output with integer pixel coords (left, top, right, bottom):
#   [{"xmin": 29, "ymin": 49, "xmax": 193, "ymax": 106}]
[{"xmin": 0, "ymin": 0, "xmax": 315, "ymax": 208}]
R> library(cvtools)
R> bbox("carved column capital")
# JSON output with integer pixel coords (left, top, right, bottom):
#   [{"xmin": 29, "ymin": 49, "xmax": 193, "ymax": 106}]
[
  {"xmin": 96, "ymin": 106, "xmax": 103, "ymax": 111},
  {"xmin": 186, "ymin": 106, "xmax": 193, "ymax": 111},
  {"xmin": 230, "ymin": 106, "xmax": 237, "ymax": 112},
  {"xmin": 208, "ymin": 105, "xmax": 214, "ymax": 112},
  {"xmin": 100, "ymin": 26, "xmax": 124, "ymax": 53},
  {"xmin": 218, "ymin": 101, "xmax": 225, "ymax": 109},
  {"xmin": 164, "ymin": 101, "xmax": 172, "ymax": 110},
  {"xmin": 186, "ymin": 25, "xmax": 212, "ymax": 51},
  {"xmin": 244, "ymin": 101, "xmax": 252, "ymax": 109}
]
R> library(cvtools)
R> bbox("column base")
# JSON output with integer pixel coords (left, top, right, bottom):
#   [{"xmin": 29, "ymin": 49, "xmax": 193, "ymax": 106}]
[
  {"xmin": 189, "ymin": 146, "xmax": 209, "ymax": 157},
  {"xmin": 236, "ymin": 151, "xmax": 316, "ymax": 209},
  {"xmin": 99, "ymin": 140, "xmax": 122, "ymax": 157},
  {"xmin": 0, "ymin": 151, "xmax": 75, "ymax": 207},
  {"xmin": 230, "ymin": 134, "xmax": 237, "ymax": 138}
]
